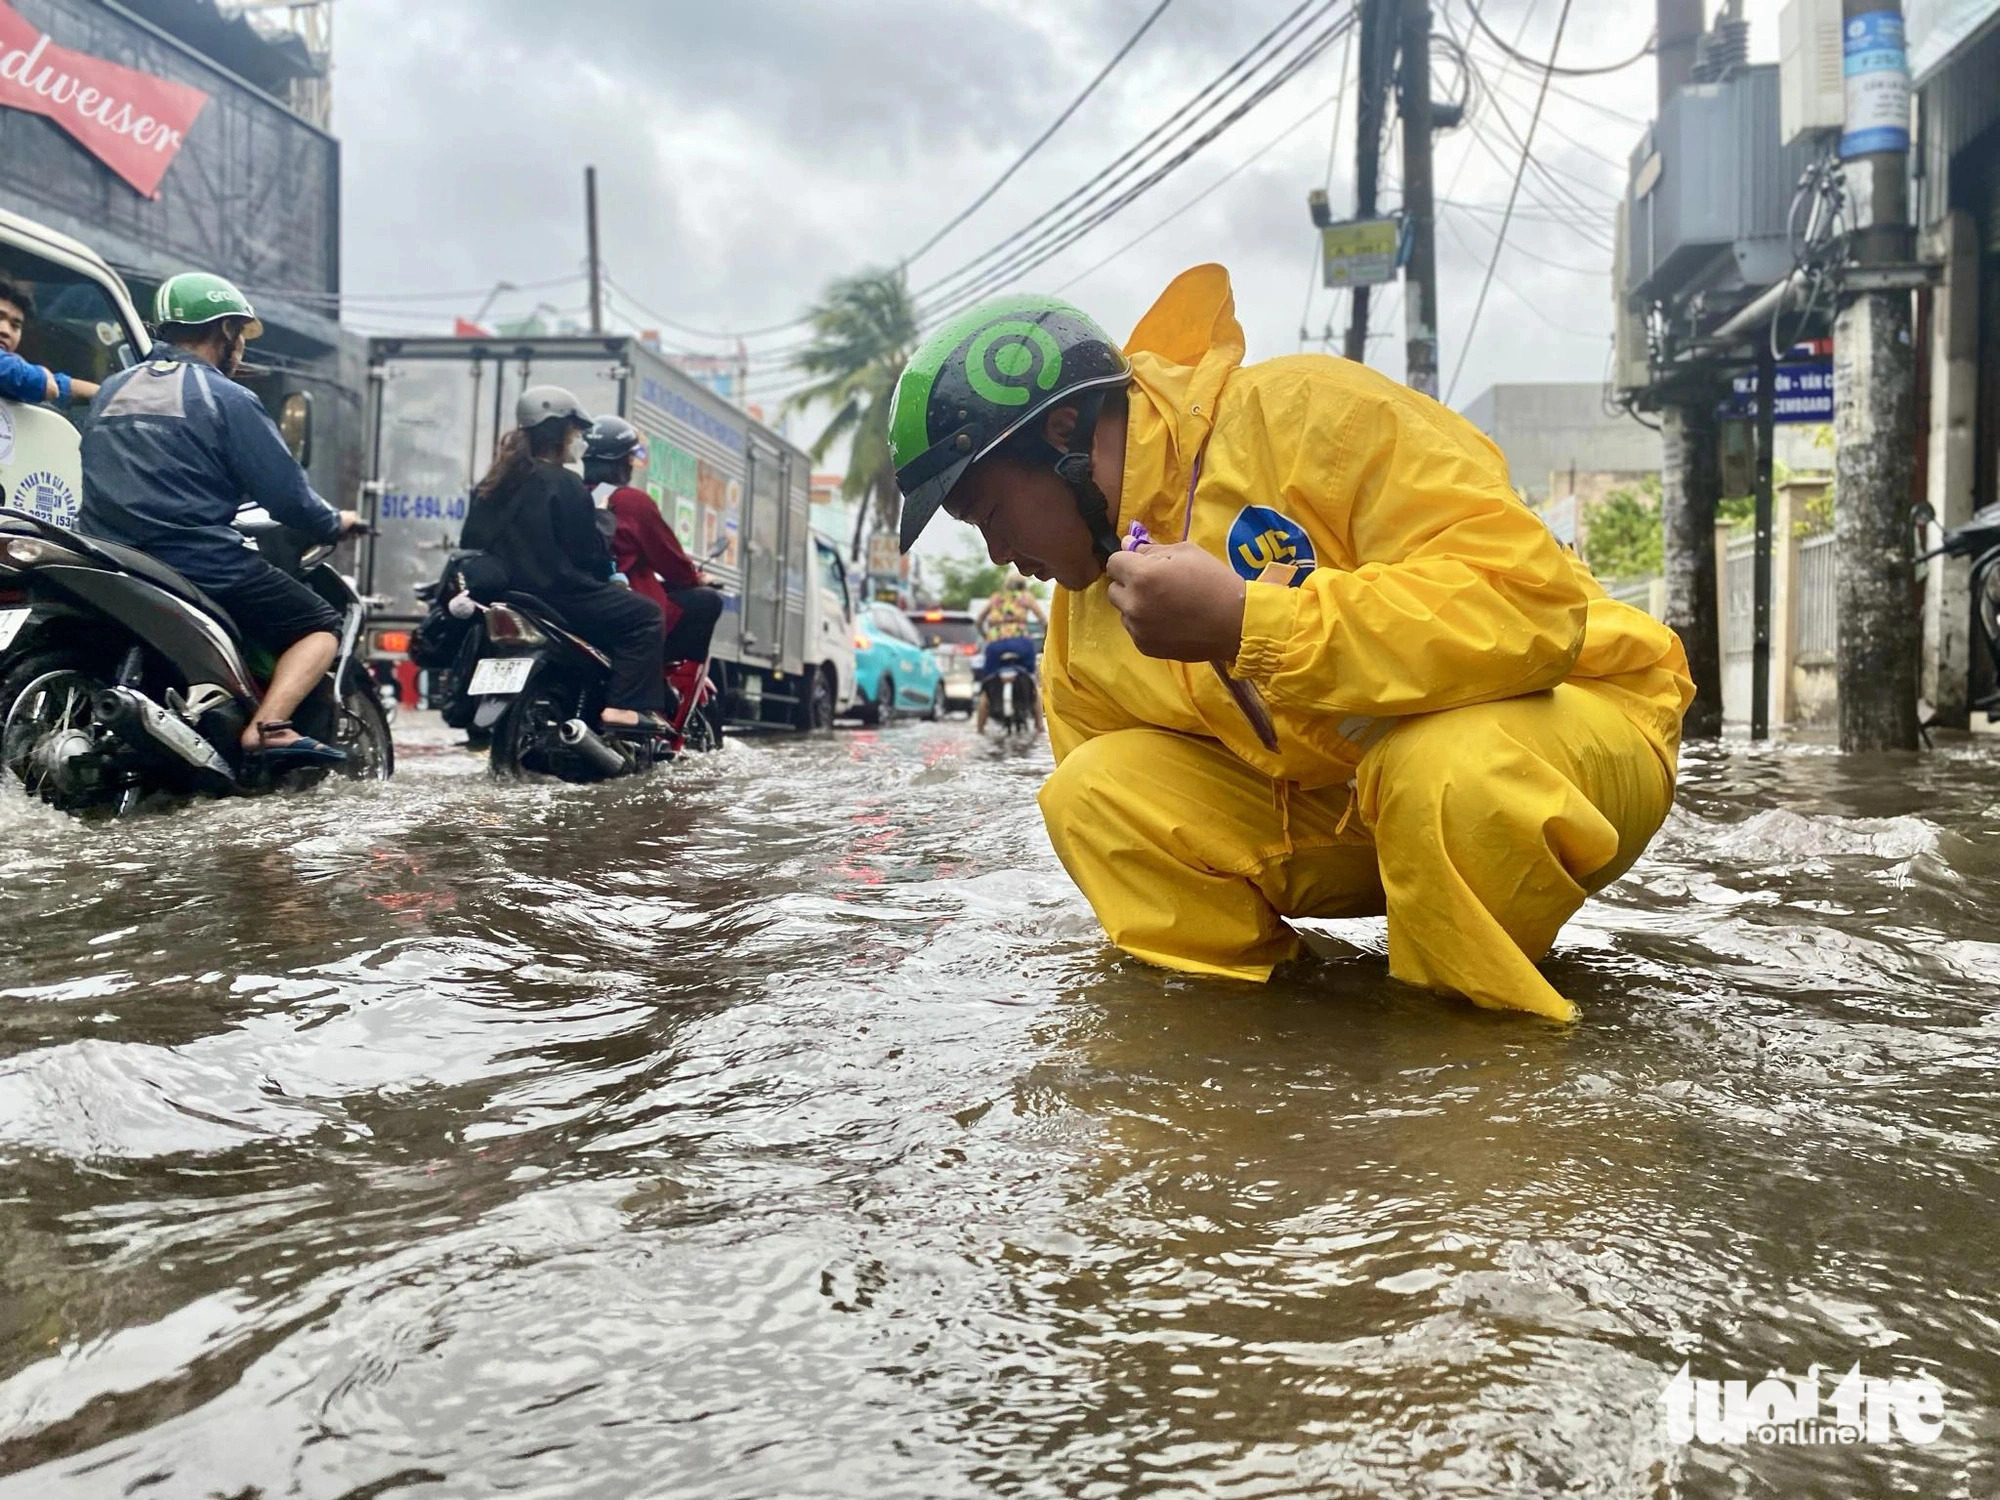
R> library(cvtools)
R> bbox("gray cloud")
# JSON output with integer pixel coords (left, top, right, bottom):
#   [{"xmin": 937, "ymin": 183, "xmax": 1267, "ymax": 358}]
[{"xmin": 333, "ymin": 0, "xmax": 1688, "ymax": 444}]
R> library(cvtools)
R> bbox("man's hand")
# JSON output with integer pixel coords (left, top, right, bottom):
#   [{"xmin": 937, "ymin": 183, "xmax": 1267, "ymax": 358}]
[
  {"xmin": 1104, "ymin": 541, "xmax": 1247, "ymax": 661},
  {"xmin": 69, "ymin": 379, "xmax": 99, "ymax": 404},
  {"xmin": 337, "ymin": 509, "xmax": 367, "ymax": 536}
]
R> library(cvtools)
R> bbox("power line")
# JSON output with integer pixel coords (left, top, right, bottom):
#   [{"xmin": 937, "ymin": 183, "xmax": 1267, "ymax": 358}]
[
  {"xmin": 903, "ymin": 0, "xmax": 1177, "ymax": 265},
  {"xmin": 1445, "ymin": 0, "xmax": 1573, "ymax": 404},
  {"xmin": 921, "ymin": 6, "xmax": 1357, "ymax": 324},
  {"xmin": 1059, "ymin": 85, "xmax": 1347, "ymax": 295},
  {"xmin": 1462, "ymin": 0, "xmax": 1651, "ymax": 77},
  {"xmin": 914, "ymin": 0, "xmax": 1341, "ymax": 306}
]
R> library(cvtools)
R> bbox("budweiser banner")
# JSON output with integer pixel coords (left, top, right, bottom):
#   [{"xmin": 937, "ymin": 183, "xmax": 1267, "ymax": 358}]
[{"xmin": 0, "ymin": 1, "xmax": 208, "ymax": 198}]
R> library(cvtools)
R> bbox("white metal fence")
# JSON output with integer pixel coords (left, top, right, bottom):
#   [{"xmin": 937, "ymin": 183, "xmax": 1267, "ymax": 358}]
[{"xmin": 1794, "ymin": 533, "xmax": 1837, "ymax": 663}]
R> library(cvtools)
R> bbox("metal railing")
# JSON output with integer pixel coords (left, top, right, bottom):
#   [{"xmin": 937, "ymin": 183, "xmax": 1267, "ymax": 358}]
[
  {"xmin": 1794, "ymin": 533, "xmax": 1837, "ymax": 663},
  {"xmin": 1724, "ymin": 530, "xmax": 1756, "ymax": 659}
]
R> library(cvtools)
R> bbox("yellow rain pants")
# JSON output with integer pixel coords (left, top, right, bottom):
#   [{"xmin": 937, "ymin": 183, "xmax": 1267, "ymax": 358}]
[
  {"xmin": 1038, "ymin": 265, "xmax": 1695, "ymax": 1020},
  {"xmin": 1040, "ymin": 682, "xmax": 1675, "ymax": 1022}
]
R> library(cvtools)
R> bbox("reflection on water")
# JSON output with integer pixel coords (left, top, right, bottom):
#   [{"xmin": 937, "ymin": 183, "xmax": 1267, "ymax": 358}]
[{"xmin": 0, "ymin": 721, "xmax": 1995, "ymax": 1497}]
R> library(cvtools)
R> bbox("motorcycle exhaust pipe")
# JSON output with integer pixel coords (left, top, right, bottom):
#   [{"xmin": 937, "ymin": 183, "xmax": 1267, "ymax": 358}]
[
  {"xmin": 557, "ymin": 718, "xmax": 628, "ymax": 777},
  {"xmin": 92, "ymin": 688, "xmax": 234, "ymax": 790}
]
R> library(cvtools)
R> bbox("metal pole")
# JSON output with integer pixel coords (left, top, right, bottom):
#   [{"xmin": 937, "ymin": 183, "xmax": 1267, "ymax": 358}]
[
  {"xmin": 1833, "ymin": 0, "xmax": 1920, "ymax": 751},
  {"xmin": 1345, "ymin": 0, "xmax": 1388, "ymax": 363},
  {"xmin": 1398, "ymin": 0, "xmax": 1439, "ymax": 398},
  {"xmin": 585, "ymin": 165, "xmax": 604, "ymax": 336},
  {"xmin": 1752, "ymin": 344, "xmax": 1776, "ymax": 740},
  {"xmin": 1655, "ymin": 0, "xmax": 1704, "ymax": 104}
]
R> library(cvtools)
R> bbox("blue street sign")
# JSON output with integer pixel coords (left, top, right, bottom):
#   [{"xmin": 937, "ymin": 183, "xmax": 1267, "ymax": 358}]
[{"xmin": 1721, "ymin": 359, "xmax": 1834, "ymax": 424}]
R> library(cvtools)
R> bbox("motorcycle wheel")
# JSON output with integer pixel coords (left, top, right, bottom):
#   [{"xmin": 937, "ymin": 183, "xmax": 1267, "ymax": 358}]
[
  {"xmin": 0, "ymin": 651, "xmax": 131, "ymax": 815},
  {"xmin": 490, "ymin": 676, "xmax": 579, "ymax": 780},
  {"xmin": 682, "ymin": 704, "xmax": 722, "ymax": 754},
  {"xmin": 336, "ymin": 684, "xmax": 396, "ymax": 781}
]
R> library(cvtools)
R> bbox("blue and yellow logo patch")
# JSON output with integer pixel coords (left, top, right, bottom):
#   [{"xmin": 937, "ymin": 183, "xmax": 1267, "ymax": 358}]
[{"xmin": 1226, "ymin": 506, "xmax": 1315, "ymax": 583}]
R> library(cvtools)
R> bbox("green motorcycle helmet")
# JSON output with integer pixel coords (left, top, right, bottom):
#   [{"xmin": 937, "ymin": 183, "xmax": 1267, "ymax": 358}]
[
  {"xmin": 889, "ymin": 293, "xmax": 1131, "ymax": 554},
  {"xmin": 153, "ymin": 271, "xmax": 263, "ymax": 339}
]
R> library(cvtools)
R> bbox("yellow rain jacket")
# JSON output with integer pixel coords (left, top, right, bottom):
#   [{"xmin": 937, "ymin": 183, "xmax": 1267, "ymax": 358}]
[{"xmin": 1038, "ymin": 265, "xmax": 1694, "ymax": 1020}]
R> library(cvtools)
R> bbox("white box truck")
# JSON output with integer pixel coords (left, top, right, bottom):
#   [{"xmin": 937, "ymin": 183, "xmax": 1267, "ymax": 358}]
[{"xmin": 357, "ymin": 335, "xmax": 852, "ymax": 731}]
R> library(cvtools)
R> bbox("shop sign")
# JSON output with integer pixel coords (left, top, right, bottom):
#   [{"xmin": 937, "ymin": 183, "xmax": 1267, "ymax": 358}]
[{"xmin": 0, "ymin": 0, "xmax": 208, "ymax": 197}]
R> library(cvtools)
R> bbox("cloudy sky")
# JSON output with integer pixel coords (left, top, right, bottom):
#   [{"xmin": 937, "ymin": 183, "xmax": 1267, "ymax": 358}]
[{"xmin": 332, "ymin": 0, "xmax": 1783, "ymax": 546}]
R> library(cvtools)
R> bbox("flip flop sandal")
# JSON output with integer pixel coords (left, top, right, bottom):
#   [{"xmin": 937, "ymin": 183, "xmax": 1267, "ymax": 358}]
[{"xmin": 249, "ymin": 719, "xmax": 349, "ymax": 768}]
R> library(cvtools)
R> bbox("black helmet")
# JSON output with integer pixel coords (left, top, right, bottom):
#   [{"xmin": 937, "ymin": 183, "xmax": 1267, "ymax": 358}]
[
  {"xmin": 585, "ymin": 414, "xmax": 644, "ymax": 463},
  {"xmin": 888, "ymin": 293, "xmax": 1131, "ymax": 557}
]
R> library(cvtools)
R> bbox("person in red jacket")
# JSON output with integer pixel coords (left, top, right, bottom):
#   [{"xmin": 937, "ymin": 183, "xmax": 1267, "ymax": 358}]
[{"xmin": 582, "ymin": 417, "xmax": 724, "ymax": 664}]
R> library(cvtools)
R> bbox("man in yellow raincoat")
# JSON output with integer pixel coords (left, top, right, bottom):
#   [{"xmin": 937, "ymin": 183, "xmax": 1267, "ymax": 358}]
[{"xmin": 888, "ymin": 266, "xmax": 1693, "ymax": 1021}]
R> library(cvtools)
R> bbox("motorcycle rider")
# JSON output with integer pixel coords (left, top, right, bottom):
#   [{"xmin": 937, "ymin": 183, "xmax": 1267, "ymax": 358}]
[
  {"xmin": 460, "ymin": 389, "xmax": 668, "ymax": 733},
  {"xmin": 77, "ymin": 272, "xmax": 361, "ymax": 764},
  {"xmin": 974, "ymin": 573, "xmax": 1045, "ymax": 734},
  {"xmin": 0, "ymin": 278, "xmax": 100, "ymax": 409},
  {"xmin": 580, "ymin": 416, "xmax": 724, "ymax": 666}
]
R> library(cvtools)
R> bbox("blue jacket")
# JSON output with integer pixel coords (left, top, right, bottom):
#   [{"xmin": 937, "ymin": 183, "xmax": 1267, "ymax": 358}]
[
  {"xmin": 0, "ymin": 349, "xmax": 66, "ymax": 407},
  {"xmin": 78, "ymin": 346, "xmax": 340, "ymax": 590}
]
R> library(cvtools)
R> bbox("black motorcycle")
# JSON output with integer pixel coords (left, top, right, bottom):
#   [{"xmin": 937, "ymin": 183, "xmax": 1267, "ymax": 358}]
[
  {"xmin": 461, "ymin": 590, "xmax": 719, "ymax": 782},
  {"xmin": 1927, "ymin": 500, "xmax": 2000, "ymax": 720},
  {"xmin": 0, "ymin": 506, "xmax": 393, "ymax": 816},
  {"xmin": 982, "ymin": 644, "xmax": 1038, "ymax": 735}
]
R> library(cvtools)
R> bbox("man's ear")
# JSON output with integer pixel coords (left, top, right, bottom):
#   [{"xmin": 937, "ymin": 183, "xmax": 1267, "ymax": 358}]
[{"xmin": 1042, "ymin": 404, "xmax": 1080, "ymax": 450}]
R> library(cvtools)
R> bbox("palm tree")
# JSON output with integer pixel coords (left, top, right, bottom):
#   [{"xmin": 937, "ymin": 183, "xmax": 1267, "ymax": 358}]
[{"xmin": 785, "ymin": 267, "xmax": 920, "ymax": 557}]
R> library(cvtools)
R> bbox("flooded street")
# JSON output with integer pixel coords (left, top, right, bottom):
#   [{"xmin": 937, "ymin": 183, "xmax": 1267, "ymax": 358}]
[{"xmin": 0, "ymin": 718, "xmax": 1996, "ymax": 1498}]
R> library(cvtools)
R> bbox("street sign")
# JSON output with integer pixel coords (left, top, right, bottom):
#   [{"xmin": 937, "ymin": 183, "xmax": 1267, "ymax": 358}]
[
  {"xmin": 1321, "ymin": 218, "xmax": 1400, "ymax": 288},
  {"xmin": 866, "ymin": 533, "xmax": 902, "ymax": 578},
  {"xmin": 1721, "ymin": 358, "xmax": 1834, "ymax": 423}
]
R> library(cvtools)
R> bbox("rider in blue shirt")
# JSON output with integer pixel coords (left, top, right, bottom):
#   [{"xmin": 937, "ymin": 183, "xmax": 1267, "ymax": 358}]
[
  {"xmin": 0, "ymin": 278, "xmax": 99, "ymax": 410},
  {"xmin": 78, "ymin": 272, "xmax": 360, "ymax": 764}
]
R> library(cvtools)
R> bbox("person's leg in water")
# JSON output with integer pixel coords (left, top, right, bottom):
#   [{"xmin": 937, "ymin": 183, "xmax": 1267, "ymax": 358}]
[{"xmin": 1038, "ymin": 683, "xmax": 1676, "ymax": 1020}]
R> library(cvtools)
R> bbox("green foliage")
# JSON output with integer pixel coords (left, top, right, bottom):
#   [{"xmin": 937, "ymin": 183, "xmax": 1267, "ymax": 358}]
[
  {"xmin": 785, "ymin": 267, "xmax": 920, "ymax": 537},
  {"xmin": 936, "ymin": 556, "xmax": 1009, "ymax": 610},
  {"xmin": 1585, "ymin": 474, "xmax": 1663, "ymax": 581}
]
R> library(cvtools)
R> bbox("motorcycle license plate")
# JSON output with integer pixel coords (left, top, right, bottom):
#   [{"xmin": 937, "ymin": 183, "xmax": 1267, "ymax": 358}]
[
  {"xmin": 468, "ymin": 656, "xmax": 534, "ymax": 697},
  {"xmin": 0, "ymin": 609, "xmax": 27, "ymax": 651}
]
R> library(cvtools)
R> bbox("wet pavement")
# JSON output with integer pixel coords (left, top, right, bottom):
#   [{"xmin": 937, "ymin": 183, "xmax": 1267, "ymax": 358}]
[{"xmin": 0, "ymin": 713, "xmax": 1996, "ymax": 1497}]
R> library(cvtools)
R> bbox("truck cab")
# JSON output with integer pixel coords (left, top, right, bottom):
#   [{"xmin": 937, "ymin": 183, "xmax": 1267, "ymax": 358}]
[{"xmin": 0, "ymin": 207, "xmax": 152, "ymax": 527}]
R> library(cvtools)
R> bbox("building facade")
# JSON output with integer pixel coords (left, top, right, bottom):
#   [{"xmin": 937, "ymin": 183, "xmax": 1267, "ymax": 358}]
[
  {"xmin": 1459, "ymin": 383, "xmax": 1664, "ymax": 503},
  {"xmin": 0, "ymin": 0, "xmax": 358, "ymax": 505}
]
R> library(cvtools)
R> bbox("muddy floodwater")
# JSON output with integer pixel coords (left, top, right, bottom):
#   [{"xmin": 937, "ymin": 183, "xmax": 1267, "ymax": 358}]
[{"xmin": 0, "ymin": 716, "xmax": 1995, "ymax": 1498}]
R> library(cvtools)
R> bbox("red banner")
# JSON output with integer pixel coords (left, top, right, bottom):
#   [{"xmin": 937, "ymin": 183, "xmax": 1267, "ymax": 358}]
[{"xmin": 0, "ymin": 1, "xmax": 208, "ymax": 198}]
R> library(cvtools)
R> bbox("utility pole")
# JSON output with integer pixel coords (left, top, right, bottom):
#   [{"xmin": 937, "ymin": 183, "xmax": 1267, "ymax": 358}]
[
  {"xmin": 1397, "ymin": 0, "xmax": 1439, "ymax": 398},
  {"xmin": 1655, "ymin": 0, "xmax": 1704, "ymax": 102},
  {"xmin": 1833, "ymin": 0, "xmax": 1919, "ymax": 750},
  {"xmin": 1345, "ymin": 0, "xmax": 1389, "ymax": 362},
  {"xmin": 585, "ymin": 165, "xmax": 604, "ymax": 336},
  {"xmin": 1653, "ymin": 0, "xmax": 1723, "ymax": 735}
]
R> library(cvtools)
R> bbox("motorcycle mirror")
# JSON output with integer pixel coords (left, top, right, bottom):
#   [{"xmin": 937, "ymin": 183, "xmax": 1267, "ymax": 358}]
[{"xmin": 1911, "ymin": 500, "xmax": 1937, "ymax": 532}]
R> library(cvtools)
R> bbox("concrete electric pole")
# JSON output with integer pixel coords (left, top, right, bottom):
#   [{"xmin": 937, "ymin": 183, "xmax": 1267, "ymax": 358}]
[
  {"xmin": 1653, "ymin": 0, "xmax": 1723, "ymax": 736},
  {"xmin": 1833, "ymin": 0, "xmax": 1920, "ymax": 751},
  {"xmin": 585, "ymin": 165, "xmax": 605, "ymax": 336},
  {"xmin": 1345, "ymin": 0, "xmax": 1391, "ymax": 364},
  {"xmin": 1397, "ymin": 0, "xmax": 1439, "ymax": 398}
]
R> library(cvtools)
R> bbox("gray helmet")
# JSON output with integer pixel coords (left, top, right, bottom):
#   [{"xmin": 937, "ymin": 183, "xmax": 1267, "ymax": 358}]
[{"xmin": 516, "ymin": 385, "xmax": 592, "ymax": 431}]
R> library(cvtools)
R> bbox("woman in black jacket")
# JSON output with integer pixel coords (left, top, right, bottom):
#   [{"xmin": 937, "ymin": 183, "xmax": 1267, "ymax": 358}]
[{"xmin": 461, "ymin": 386, "xmax": 667, "ymax": 730}]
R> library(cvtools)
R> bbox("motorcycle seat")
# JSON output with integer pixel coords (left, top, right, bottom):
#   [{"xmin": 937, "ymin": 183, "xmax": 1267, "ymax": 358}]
[
  {"xmin": 78, "ymin": 536, "xmax": 231, "ymax": 619},
  {"xmin": 499, "ymin": 591, "xmax": 570, "ymax": 629}
]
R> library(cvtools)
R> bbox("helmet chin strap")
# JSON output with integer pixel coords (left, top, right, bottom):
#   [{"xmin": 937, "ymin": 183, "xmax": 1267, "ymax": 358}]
[{"xmin": 1037, "ymin": 389, "xmax": 1122, "ymax": 565}]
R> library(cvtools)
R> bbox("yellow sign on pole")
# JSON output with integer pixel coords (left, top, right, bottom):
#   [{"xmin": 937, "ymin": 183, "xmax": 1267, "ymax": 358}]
[{"xmin": 1321, "ymin": 218, "xmax": 1400, "ymax": 288}]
